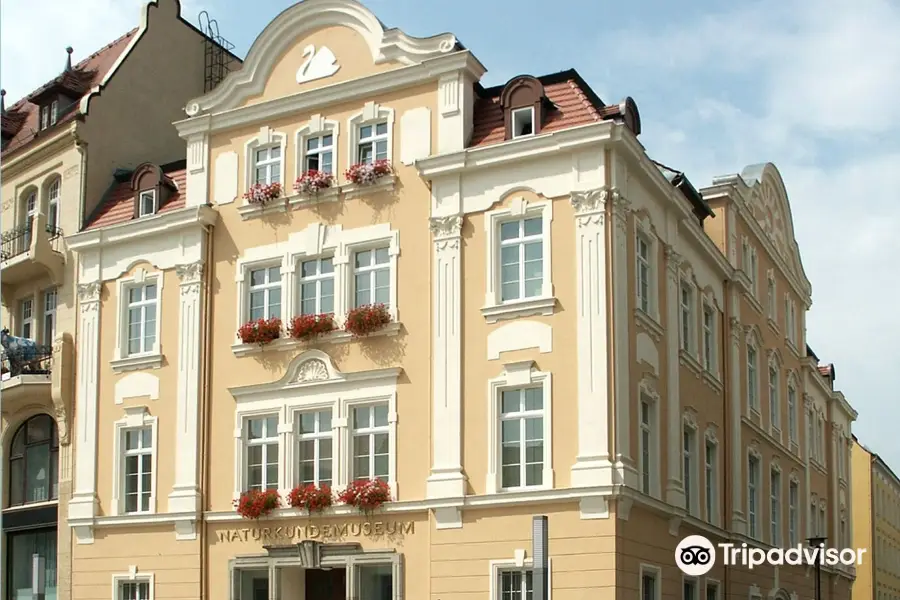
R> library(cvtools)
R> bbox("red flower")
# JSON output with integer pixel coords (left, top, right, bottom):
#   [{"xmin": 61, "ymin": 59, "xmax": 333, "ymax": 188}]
[
  {"xmin": 337, "ymin": 479, "xmax": 391, "ymax": 513},
  {"xmin": 243, "ymin": 182, "xmax": 283, "ymax": 204},
  {"xmin": 344, "ymin": 159, "xmax": 392, "ymax": 186},
  {"xmin": 238, "ymin": 317, "xmax": 282, "ymax": 345},
  {"xmin": 287, "ymin": 484, "xmax": 333, "ymax": 513},
  {"xmin": 293, "ymin": 170, "xmax": 334, "ymax": 195},
  {"xmin": 233, "ymin": 489, "xmax": 281, "ymax": 519},
  {"xmin": 343, "ymin": 304, "xmax": 391, "ymax": 337},
  {"xmin": 288, "ymin": 313, "xmax": 336, "ymax": 340}
]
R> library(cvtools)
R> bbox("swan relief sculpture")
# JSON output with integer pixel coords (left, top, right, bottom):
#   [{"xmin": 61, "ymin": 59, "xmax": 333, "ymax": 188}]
[{"xmin": 296, "ymin": 45, "xmax": 340, "ymax": 84}]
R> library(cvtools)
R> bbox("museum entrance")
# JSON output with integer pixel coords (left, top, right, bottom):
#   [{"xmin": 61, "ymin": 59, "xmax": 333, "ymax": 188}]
[{"xmin": 304, "ymin": 568, "xmax": 345, "ymax": 600}]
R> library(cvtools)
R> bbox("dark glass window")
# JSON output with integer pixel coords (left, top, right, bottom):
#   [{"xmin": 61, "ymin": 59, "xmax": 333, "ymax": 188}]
[
  {"xmin": 8, "ymin": 415, "xmax": 59, "ymax": 507},
  {"xmin": 7, "ymin": 528, "xmax": 57, "ymax": 600}
]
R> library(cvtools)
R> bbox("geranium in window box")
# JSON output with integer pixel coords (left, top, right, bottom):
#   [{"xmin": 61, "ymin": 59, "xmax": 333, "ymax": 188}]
[
  {"xmin": 287, "ymin": 483, "xmax": 333, "ymax": 513},
  {"xmin": 288, "ymin": 313, "xmax": 336, "ymax": 341},
  {"xmin": 343, "ymin": 303, "xmax": 392, "ymax": 337},
  {"xmin": 337, "ymin": 478, "xmax": 391, "ymax": 513},
  {"xmin": 344, "ymin": 159, "xmax": 392, "ymax": 186},
  {"xmin": 243, "ymin": 182, "xmax": 283, "ymax": 204},
  {"xmin": 234, "ymin": 489, "xmax": 281, "ymax": 520},
  {"xmin": 293, "ymin": 170, "xmax": 334, "ymax": 195},
  {"xmin": 237, "ymin": 317, "xmax": 283, "ymax": 345}
]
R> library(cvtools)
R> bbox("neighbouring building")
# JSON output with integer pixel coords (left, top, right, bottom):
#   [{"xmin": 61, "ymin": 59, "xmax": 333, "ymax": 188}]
[
  {"xmin": 851, "ymin": 436, "xmax": 900, "ymax": 600},
  {"xmin": 0, "ymin": 1, "xmax": 239, "ymax": 600},
  {"xmin": 62, "ymin": 0, "xmax": 859, "ymax": 599}
]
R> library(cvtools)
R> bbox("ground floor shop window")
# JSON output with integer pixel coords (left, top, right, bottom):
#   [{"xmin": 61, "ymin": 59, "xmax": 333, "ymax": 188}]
[{"xmin": 6, "ymin": 528, "xmax": 57, "ymax": 600}]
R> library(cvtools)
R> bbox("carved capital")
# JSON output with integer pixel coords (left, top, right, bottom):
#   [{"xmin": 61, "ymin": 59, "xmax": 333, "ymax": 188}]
[
  {"xmin": 729, "ymin": 317, "xmax": 742, "ymax": 343},
  {"xmin": 570, "ymin": 187, "xmax": 608, "ymax": 215},
  {"xmin": 77, "ymin": 281, "xmax": 101, "ymax": 304},
  {"xmin": 803, "ymin": 393, "xmax": 813, "ymax": 410},
  {"xmin": 611, "ymin": 188, "xmax": 629, "ymax": 216},
  {"xmin": 664, "ymin": 244, "xmax": 682, "ymax": 275},
  {"xmin": 176, "ymin": 261, "xmax": 204, "ymax": 284},
  {"xmin": 429, "ymin": 215, "xmax": 463, "ymax": 239}
]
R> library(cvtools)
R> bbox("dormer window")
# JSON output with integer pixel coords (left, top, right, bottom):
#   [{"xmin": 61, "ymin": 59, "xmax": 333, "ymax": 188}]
[
  {"xmin": 40, "ymin": 106, "xmax": 50, "ymax": 130},
  {"xmin": 50, "ymin": 101, "xmax": 58, "ymax": 126},
  {"xmin": 511, "ymin": 107, "xmax": 534, "ymax": 138},
  {"xmin": 139, "ymin": 190, "xmax": 158, "ymax": 217}
]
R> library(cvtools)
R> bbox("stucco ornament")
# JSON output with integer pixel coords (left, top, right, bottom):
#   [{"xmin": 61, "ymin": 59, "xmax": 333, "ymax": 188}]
[
  {"xmin": 296, "ymin": 45, "xmax": 340, "ymax": 84},
  {"xmin": 295, "ymin": 359, "xmax": 329, "ymax": 383}
]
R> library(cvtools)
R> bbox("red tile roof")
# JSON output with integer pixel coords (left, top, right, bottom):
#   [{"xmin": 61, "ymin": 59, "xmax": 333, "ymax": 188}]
[
  {"xmin": 818, "ymin": 365, "xmax": 834, "ymax": 378},
  {"xmin": 84, "ymin": 167, "xmax": 187, "ymax": 230},
  {"xmin": 469, "ymin": 69, "xmax": 637, "ymax": 148},
  {"xmin": 1, "ymin": 28, "xmax": 137, "ymax": 158}
]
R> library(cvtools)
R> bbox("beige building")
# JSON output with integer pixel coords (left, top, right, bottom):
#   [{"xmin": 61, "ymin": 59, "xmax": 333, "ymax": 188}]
[
  {"xmin": 63, "ymin": 1, "xmax": 859, "ymax": 599},
  {"xmin": 0, "ymin": 2, "xmax": 239, "ymax": 600},
  {"xmin": 851, "ymin": 436, "xmax": 900, "ymax": 600}
]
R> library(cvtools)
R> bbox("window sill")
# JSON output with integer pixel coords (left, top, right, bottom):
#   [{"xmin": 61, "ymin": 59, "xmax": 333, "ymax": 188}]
[
  {"xmin": 286, "ymin": 186, "xmax": 341, "ymax": 209},
  {"xmin": 340, "ymin": 174, "xmax": 396, "ymax": 201},
  {"xmin": 231, "ymin": 322, "xmax": 402, "ymax": 357},
  {"xmin": 785, "ymin": 338, "xmax": 802, "ymax": 359},
  {"xmin": 770, "ymin": 426, "xmax": 782, "ymax": 443},
  {"xmin": 237, "ymin": 197, "xmax": 290, "ymax": 220},
  {"xmin": 110, "ymin": 353, "xmax": 163, "ymax": 373},
  {"xmin": 748, "ymin": 406, "xmax": 761, "ymax": 425},
  {"xmin": 481, "ymin": 296, "xmax": 556, "ymax": 324},
  {"xmin": 743, "ymin": 290, "xmax": 764, "ymax": 316},
  {"xmin": 767, "ymin": 318, "xmax": 780, "ymax": 335},
  {"xmin": 2, "ymin": 499, "xmax": 58, "ymax": 513},
  {"xmin": 634, "ymin": 308, "xmax": 663, "ymax": 342},
  {"xmin": 679, "ymin": 350, "xmax": 703, "ymax": 378},
  {"xmin": 701, "ymin": 370, "xmax": 724, "ymax": 394}
]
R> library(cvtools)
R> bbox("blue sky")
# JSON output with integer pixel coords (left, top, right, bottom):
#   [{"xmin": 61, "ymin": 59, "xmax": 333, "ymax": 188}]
[{"xmin": 4, "ymin": 0, "xmax": 898, "ymax": 468}]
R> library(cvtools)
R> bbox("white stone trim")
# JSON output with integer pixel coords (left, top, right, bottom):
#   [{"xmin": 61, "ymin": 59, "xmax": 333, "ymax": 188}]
[
  {"xmin": 482, "ymin": 195, "xmax": 555, "ymax": 323},
  {"xmin": 242, "ymin": 125, "xmax": 287, "ymax": 198},
  {"xmin": 111, "ymin": 406, "xmax": 159, "ymax": 516},
  {"xmin": 114, "ymin": 372, "xmax": 159, "ymax": 406},
  {"xmin": 637, "ymin": 378, "xmax": 661, "ymax": 499},
  {"xmin": 745, "ymin": 326, "xmax": 762, "ymax": 416},
  {"xmin": 111, "ymin": 267, "xmax": 164, "ymax": 373},
  {"xmin": 639, "ymin": 563, "xmax": 662, "ymax": 600},
  {"xmin": 346, "ymin": 102, "xmax": 395, "ymax": 170},
  {"xmin": 486, "ymin": 360, "xmax": 553, "ymax": 494},
  {"xmin": 486, "ymin": 321, "xmax": 552, "ymax": 360},
  {"xmin": 705, "ymin": 578, "xmax": 721, "ymax": 600},
  {"xmin": 704, "ymin": 428, "xmax": 719, "ymax": 527},
  {"xmin": 294, "ymin": 115, "xmax": 340, "ymax": 181},
  {"xmin": 426, "ymin": 215, "xmax": 466, "ymax": 502},
  {"xmin": 682, "ymin": 412, "xmax": 700, "ymax": 517},
  {"xmin": 633, "ymin": 210, "xmax": 662, "ymax": 324},
  {"xmin": 111, "ymin": 570, "xmax": 155, "ymax": 600},
  {"xmin": 489, "ymin": 557, "xmax": 553, "ymax": 600},
  {"xmin": 664, "ymin": 245, "xmax": 684, "ymax": 508}
]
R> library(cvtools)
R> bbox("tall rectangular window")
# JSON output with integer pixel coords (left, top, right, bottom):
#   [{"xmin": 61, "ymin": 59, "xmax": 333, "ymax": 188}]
[
  {"xmin": 819, "ymin": 506, "xmax": 826, "ymax": 536},
  {"xmin": 498, "ymin": 569, "xmax": 532, "ymax": 600},
  {"xmin": 680, "ymin": 282, "xmax": 694, "ymax": 353},
  {"xmin": 122, "ymin": 426, "xmax": 152, "ymax": 513},
  {"xmin": 641, "ymin": 572, "xmax": 657, "ymax": 600},
  {"xmin": 636, "ymin": 235, "xmax": 651, "ymax": 313},
  {"xmin": 20, "ymin": 298, "xmax": 33, "ymax": 339},
  {"xmin": 254, "ymin": 145, "xmax": 281, "ymax": 185},
  {"xmin": 295, "ymin": 409, "xmax": 333, "ymax": 487},
  {"xmin": 42, "ymin": 288, "xmax": 57, "ymax": 345},
  {"xmin": 789, "ymin": 480, "xmax": 799, "ymax": 546},
  {"xmin": 640, "ymin": 397, "xmax": 653, "ymax": 495},
  {"xmin": 126, "ymin": 283, "xmax": 157, "ymax": 355},
  {"xmin": 706, "ymin": 582, "xmax": 718, "ymax": 600},
  {"xmin": 499, "ymin": 217, "xmax": 543, "ymax": 302},
  {"xmin": 351, "ymin": 404, "xmax": 389, "ymax": 481},
  {"xmin": 684, "ymin": 579, "xmax": 696, "ymax": 600},
  {"xmin": 248, "ymin": 266, "xmax": 281, "ymax": 320},
  {"xmin": 246, "ymin": 416, "xmax": 279, "ymax": 491},
  {"xmin": 747, "ymin": 346, "xmax": 759, "ymax": 411},
  {"xmin": 138, "ymin": 190, "xmax": 157, "ymax": 217},
  {"xmin": 702, "ymin": 304, "xmax": 715, "ymax": 371},
  {"xmin": 705, "ymin": 440, "xmax": 717, "ymax": 524},
  {"xmin": 298, "ymin": 257, "xmax": 334, "ymax": 315},
  {"xmin": 500, "ymin": 387, "xmax": 544, "ymax": 490},
  {"xmin": 769, "ymin": 366, "xmax": 780, "ymax": 430},
  {"xmin": 353, "ymin": 247, "xmax": 390, "ymax": 307},
  {"xmin": 357, "ymin": 121, "xmax": 388, "ymax": 164},
  {"xmin": 770, "ymin": 469, "xmax": 781, "ymax": 545},
  {"xmin": 683, "ymin": 426, "xmax": 695, "ymax": 514},
  {"xmin": 787, "ymin": 385, "xmax": 797, "ymax": 444},
  {"xmin": 304, "ymin": 134, "xmax": 334, "ymax": 173},
  {"xmin": 748, "ymin": 455, "xmax": 760, "ymax": 538},
  {"xmin": 767, "ymin": 277, "xmax": 776, "ymax": 319}
]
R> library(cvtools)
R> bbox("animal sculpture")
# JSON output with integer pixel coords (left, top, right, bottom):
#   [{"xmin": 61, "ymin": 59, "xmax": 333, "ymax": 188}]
[
  {"xmin": 0, "ymin": 328, "xmax": 44, "ymax": 377},
  {"xmin": 296, "ymin": 45, "xmax": 340, "ymax": 84}
]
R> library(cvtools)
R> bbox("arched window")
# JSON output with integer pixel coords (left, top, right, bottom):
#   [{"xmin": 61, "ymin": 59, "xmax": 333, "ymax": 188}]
[{"xmin": 8, "ymin": 414, "xmax": 59, "ymax": 507}]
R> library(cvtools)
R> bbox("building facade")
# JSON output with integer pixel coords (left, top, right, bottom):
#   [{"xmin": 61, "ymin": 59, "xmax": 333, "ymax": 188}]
[
  {"xmin": 63, "ymin": 1, "xmax": 859, "ymax": 599},
  {"xmin": 851, "ymin": 436, "xmax": 900, "ymax": 600},
  {"xmin": 0, "ymin": 2, "xmax": 239, "ymax": 600}
]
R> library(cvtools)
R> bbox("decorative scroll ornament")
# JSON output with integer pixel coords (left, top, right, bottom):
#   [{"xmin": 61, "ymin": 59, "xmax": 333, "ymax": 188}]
[
  {"xmin": 664, "ymin": 244, "xmax": 682, "ymax": 276},
  {"xmin": 295, "ymin": 359, "xmax": 329, "ymax": 383},
  {"xmin": 296, "ymin": 45, "xmax": 340, "ymax": 84}
]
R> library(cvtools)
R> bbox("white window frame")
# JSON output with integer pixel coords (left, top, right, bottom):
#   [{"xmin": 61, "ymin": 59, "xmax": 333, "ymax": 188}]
[
  {"xmin": 634, "ymin": 215, "xmax": 661, "ymax": 324},
  {"xmin": 487, "ymin": 361, "xmax": 553, "ymax": 494},
  {"xmin": 704, "ymin": 430, "xmax": 718, "ymax": 526},
  {"xmin": 113, "ymin": 268, "xmax": 164, "ymax": 372},
  {"xmin": 111, "ymin": 406, "xmax": 158, "ymax": 516},
  {"xmin": 19, "ymin": 297, "xmax": 34, "ymax": 339},
  {"xmin": 295, "ymin": 255, "xmax": 335, "ymax": 316},
  {"xmin": 294, "ymin": 116, "xmax": 339, "ymax": 178},
  {"xmin": 483, "ymin": 198, "xmax": 555, "ymax": 322},
  {"xmin": 46, "ymin": 177, "xmax": 60, "ymax": 230},
  {"xmin": 638, "ymin": 379, "xmax": 660, "ymax": 498},
  {"xmin": 683, "ymin": 576, "xmax": 698, "ymax": 600},
  {"xmin": 245, "ymin": 263, "xmax": 283, "ymax": 322},
  {"xmin": 742, "ymin": 238, "xmax": 758, "ymax": 297},
  {"xmin": 679, "ymin": 279, "xmax": 696, "ymax": 355},
  {"xmin": 747, "ymin": 338, "xmax": 760, "ymax": 414},
  {"xmin": 489, "ymin": 557, "xmax": 552, "ymax": 600},
  {"xmin": 768, "ymin": 361, "xmax": 780, "ymax": 433},
  {"xmin": 341, "ymin": 227, "xmax": 400, "ymax": 322},
  {"xmin": 639, "ymin": 564, "xmax": 661, "ymax": 600},
  {"xmin": 748, "ymin": 451, "xmax": 761, "ymax": 539},
  {"xmin": 701, "ymin": 301, "xmax": 716, "ymax": 373},
  {"xmin": 819, "ymin": 504, "xmax": 826, "ymax": 537},
  {"xmin": 351, "ymin": 246, "xmax": 392, "ymax": 309},
  {"xmin": 766, "ymin": 270, "xmax": 777, "ymax": 322},
  {"xmin": 112, "ymin": 573, "xmax": 154, "ymax": 600},
  {"xmin": 232, "ymin": 356, "xmax": 399, "ymax": 500},
  {"xmin": 787, "ymin": 377, "xmax": 798, "ymax": 446},
  {"xmin": 683, "ymin": 418, "xmax": 698, "ymax": 516},
  {"xmin": 705, "ymin": 579, "xmax": 720, "ymax": 600},
  {"xmin": 348, "ymin": 401, "xmax": 392, "ymax": 482},
  {"xmin": 49, "ymin": 100, "xmax": 58, "ymax": 126},
  {"xmin": 770, "ymin": 466, "xmax": 782, "ymax": 546},
  {"xmin": 347, "ymin": 102, "xmax": 394, "ymax": 169},
  {"xmin": 242, "ymin": 126, "xmax": 287, "ymax": 198},
  {"xmin": 789, "ymin": 476, "xmax": 800, "ymax": 546},
  {"xmin": 636, "ymin": 233, "xmax": 651, "ymax": 313},
  {"xmin": 138, "ymin": 190, "xmax": 158, "ymax": 217},
  {"xmin": 40, "ymin": 105, "xmax": 50, "ymax": 130},
  {"xmin": 42, "ymin": 287, "xmax": 58, "ymax": 345},
  {"xmin": 510, "ymin": 106, "xmax": 535, "ymax": 139},
  {"xmin": 241, "ymin": 413, "xmax": 282, "ymax": 493}
]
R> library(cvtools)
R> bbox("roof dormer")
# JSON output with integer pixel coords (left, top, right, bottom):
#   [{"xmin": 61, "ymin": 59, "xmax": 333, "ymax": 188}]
[
  {"xmin": 130, "ymin": 163, "xmax": 177, "ymax": 219},
  {"xmin": 499, "ymin": 75, "xmax": 553, "ymax": 140},
  {"xmin": 27, "ymin": 47, "xmax": 90, "ymax": 132}
]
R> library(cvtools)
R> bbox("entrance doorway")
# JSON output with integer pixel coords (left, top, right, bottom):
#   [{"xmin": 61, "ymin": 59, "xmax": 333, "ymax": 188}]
[{"xmin": 305, "ymin": 568, "xmax": 345, "ymax": 600}]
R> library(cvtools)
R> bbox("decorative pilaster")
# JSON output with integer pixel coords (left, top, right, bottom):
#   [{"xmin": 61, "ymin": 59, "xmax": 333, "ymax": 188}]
[
  {"xmin": 729, "ymin": 314, "xmax": 745, "ymax": 532},
  {"xmin": 611, "ymin": 189, "xmax": 635, "ymax": 486},
  {"xmin": 168, "ymin": 262, "xmax": 204, "ymax": 529},
  {"xmin": 426, "ymin": 215, "xmax": 467, "ymax": 515},
  {"xmin": 68, "ymin": 281, "xmax": 102, "ymax": 544},
  {"xmin": 569, "ymin": 188, "xmax": 614, "ymax": 487},
  {"xmin": 803, "ymin": 394, "xmax": 813, "ymax": 539},
  {"xmin": 664, "ymin": 245, "xmax": 685, "ymax": 508}
]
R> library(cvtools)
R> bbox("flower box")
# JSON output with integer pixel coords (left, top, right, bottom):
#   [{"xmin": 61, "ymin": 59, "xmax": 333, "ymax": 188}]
[
  {"xmin": 293, "ymin": 170, "xmax": 335, "ymax": 195},
  {"xmin": 338, "ymin": 479, "xmax": 391, "ymax": 513},
  {"xmin": 344, "ymin": 304, "xmax": 392, "ymax": 337},
  {"xmin": 234, "ymin": 489, "xmax": 281, "ymax": 519},
  {"xmin": 238, "ymin": 317, "xmax": 283, "ymax": 345},
  {"xmin": 243, "ymin": 182, "xmax": 283, "ymax": 204},
  {"xmin": 287, "ymin": 483, "xmax": 333, "ymax": 513},
  {"xmin": 344, "ymin": 159, "xmax": 392, "ymax": 186},
  {"xmin": 288, "ymin": 313, "xmax": 336, "ymax": 341}
]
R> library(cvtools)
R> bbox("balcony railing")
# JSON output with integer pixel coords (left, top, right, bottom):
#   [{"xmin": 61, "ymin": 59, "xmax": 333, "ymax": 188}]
[
  {"xmin": 0, "ymin": 223, "xmax": 63, "ymax": 261},
  {"xmin": 1, "ymin": 343, "xmax": 53, "ymax": 378}
]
